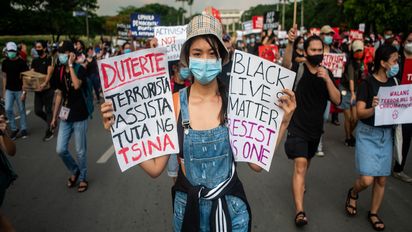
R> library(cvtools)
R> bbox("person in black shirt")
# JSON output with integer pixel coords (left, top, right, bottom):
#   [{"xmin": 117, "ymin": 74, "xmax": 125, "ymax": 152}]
[
  {"xmin": 31, "ymin": 40, "xmax": 55, "ymax": 141},
  {"xmin": 51, "ymin": 41, "xmax": 89, "ymax": 193},
  {"xmin": 1, "ymin": 42, "xmax": 29, "ymax": 140},
  {"xmin": 345, "ymin": 45, "xmax": 398, "ymax": 231},
  {"xmin": 283, "ymin": 28, "xmax": 341, "ymax": 227},
  {"xmin": 85, "ymin": 47, "xmax": 101, "ymax": 103}
]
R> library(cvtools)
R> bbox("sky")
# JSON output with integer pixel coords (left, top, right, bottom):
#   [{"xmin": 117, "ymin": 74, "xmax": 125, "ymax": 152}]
[{"xmin": 97, "ymin": 0, "xmax": 281, "ymax": 16}]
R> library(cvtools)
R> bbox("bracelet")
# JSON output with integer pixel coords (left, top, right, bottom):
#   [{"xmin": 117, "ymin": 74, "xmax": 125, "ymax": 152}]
[{"xmin": 69, "ymin": 63, "xmax": 73, "ymax": 68}]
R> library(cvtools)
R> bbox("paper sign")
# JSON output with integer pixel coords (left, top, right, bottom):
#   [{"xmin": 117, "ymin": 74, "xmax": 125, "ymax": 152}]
[
  {"xmin": 375, "ymin": 84, "xmax": 412, "ymax": 126},
  {"xmin": 228, "ymin": 50, "xmax": 296, "ymax": 171},
  {"xmin": 263, "ymin": 11, "xmax": 279, "ymax": 30},
  {"xmin": 252, "ymin": 16, "xmax": 264, "ymax": 29},
  {"xmin": 117, "ymin": 23, "xmax": 131, "ymax": 40},
  {"xmin": 401, "ymin": 59, "xmax": 412, "ymax": 85},
  {"xmin": 154, "ymin": 25, "xmax": 187, "ymax": 61},
  {"xmin": 359, "ymin": 23, "xmax": 365, "ymax": 32},
  {"xmin": 98, "ymin": 48, "xmax": 179, "ymax": 172},
  {"xmin": 321, "ymin": 53, "xmax": 346, "ymax": 78},
  {"xmin": 130, "ymin": 13, "xmax": 160, "ymax": 38},
  {"xmin": 258, "ymin": 45, "xmax": 279, "ymax": 63}
]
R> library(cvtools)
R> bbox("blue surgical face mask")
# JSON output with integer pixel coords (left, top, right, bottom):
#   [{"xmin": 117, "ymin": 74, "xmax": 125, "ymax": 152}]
[
  {"xmin": 324, "ymin": 35, "xmax": 333, "ymax": 45},
  {"xmin": 179, "ymin": 67, "xmax": 191, "ymax": 80},
  {"xmin": 124, "ymin": 49, "xmax": 131, "ymax": 54},
  {"xmin": 58, "ymin": 53, "xmax": 68, "ymax": 64},
  {"xmin": 189, "ymin": 57, "xmax": 222, "ymax": 85},
  {"xmin": 386, "ymin": 63, "xmax": 399, "ymax": 78},
  {"xmin": 7, "ymin": 51, "xmax": 17, "ymax": 59}
]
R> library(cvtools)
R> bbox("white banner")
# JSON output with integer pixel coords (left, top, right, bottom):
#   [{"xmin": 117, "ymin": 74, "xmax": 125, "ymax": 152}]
[
  {"xmin": 154, "ymin": 25, "xmax": 187, "ymax": 61},
  {"xmin": 228, "ymin": 50, "xmax": 296, "ymax": 171},
  {"xmin": 375, "ymin": 84, "xmax": 412, "ymax": 126},
  {"xmin": 98, "ymin": 48, "xmax": 179, "ymax": 172}
]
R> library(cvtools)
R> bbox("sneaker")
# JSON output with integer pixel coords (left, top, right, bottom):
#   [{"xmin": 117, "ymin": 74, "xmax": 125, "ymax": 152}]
[
  {"xmin": 20, "ymin": 130, "xmax": 28, "ymax": 139},
  {"xmin": 10, "ymin": 129, "xmax": 19, "ymax": 140},
  {"xmin": 345, "ymin": 139, "xmax": 351, "ymax": 146},
  {"xmin": 43, "ymin": 128, "xmax": 54, "ymax": 141},
  {"xmin": 393, "ymin": 172, "xmax": 412, "ymax": 183},
  {"xmin": 315, "ymin": 151, "xmax": 325, "ymax": 157}
]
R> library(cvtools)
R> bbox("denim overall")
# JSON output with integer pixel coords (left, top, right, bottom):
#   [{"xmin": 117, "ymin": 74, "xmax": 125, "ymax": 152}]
[{"xmin": 173, "ymin": 88, "xmax": 249, "ymax": 232}]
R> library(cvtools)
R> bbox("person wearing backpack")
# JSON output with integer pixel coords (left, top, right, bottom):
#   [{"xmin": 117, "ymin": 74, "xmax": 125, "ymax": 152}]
[
  {"xmin": 50, "ymin": 41, "xmax": 90, "ymax": 193},
  {"xmin": 282, "ymin": 26, "xmax": 341, "ymax": 227}
]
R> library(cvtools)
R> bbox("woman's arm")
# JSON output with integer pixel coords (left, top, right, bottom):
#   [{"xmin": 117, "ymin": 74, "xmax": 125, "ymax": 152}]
[{"xmin": 357, "ymin": 97, "xmax": 378, "ymax": 119}]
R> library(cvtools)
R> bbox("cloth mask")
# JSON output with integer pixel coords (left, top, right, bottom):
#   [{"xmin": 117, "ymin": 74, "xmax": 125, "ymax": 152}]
[
  {"xmin": 306, "ymin": 54, "xmax": 324, "ymax": 66},
  {"xmin": 189, "ymin": 57, "xmax": 222, "ymax": 85},
  {"xmin": 36, "ymin": 49, "xmax": 44, "ymax": 56},
  {"xmin": 297, "ymin": 43, "xmax": 304, "ymax": 50},
  {"xmin": 124, "ymin": 49, "xmax": 131, "ymax": 54}
]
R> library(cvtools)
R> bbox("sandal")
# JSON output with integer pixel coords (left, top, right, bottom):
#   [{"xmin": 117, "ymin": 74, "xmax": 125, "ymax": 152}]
[
  {"xmin": 77, "ymin": 181, "xmax": 88, "ymax": 193},
  {"xmin": 295, "ymin": 211, "xmax": 308, "ymax": 227},
  {"xmin": 368, "ymin": 211, "xmax": 385, "ymax": 231},
  {"xmin": 67, "ymin": 172, "xmax": 80, "ymax": 188},
  {"xmin": 345, "ymin": 187, "xmax": 358, "ymax": 216}
]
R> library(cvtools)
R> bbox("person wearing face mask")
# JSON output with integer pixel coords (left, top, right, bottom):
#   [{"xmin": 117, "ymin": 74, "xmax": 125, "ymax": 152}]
[
  {"xmin": 85, "ymin": 46, "xmax": 101, "ymax": 103},
  {"xmin": 283, "ymin": 26, "xmax": 341, "ymax": 227},
  {"xmin": 392, "ymin": 32, "xmax": 412, "ymax": 183},
  {"xmin": 338, "ymin": 40, "xmax": 365, "ymax": 147},
  {"xmin": 50, "ymin": 40, "xmax": 90, "ymax": 193},
  {"xmin": 30, "ymin": 40, "xmax": 55, "ymax": 141},
  {"xmin": 101, "ymin": 14, "xmax": 296, "ymax": 231},
  {"xmin": 292, "ymin": 36, "xmax": 306, "ymax": 69},
  {"xmin": 1, "ymin": 42, "xmax": 29, "ymax": 140},
  {"xmin": 121, "ymin": 42, "xmax": 132, "ymax": 54},
  {"xmin": 344, "ymin": 45, "xmax": 398, "ymax": 231}
]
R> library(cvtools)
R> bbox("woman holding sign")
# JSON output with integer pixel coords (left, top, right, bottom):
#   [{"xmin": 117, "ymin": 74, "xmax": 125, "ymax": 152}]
[
  {"xmin": 345, "ymin": 45, "xmax": 398, "ymax": 231},
  {"xmin": 101, "ymin": 14, "xmax": 296, "ymax": 231}
]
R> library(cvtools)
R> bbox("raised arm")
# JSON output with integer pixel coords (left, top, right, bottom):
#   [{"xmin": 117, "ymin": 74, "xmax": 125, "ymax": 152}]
[{"xmin": 282, "ymin": 24, "xmax": 298, "ymax": 69}]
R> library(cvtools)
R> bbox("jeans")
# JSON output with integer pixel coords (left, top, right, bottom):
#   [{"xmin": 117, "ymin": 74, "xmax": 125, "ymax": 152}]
[
  {"xmin": 34, "ymin": 88, "xmax": 54, "ymax": 129},
  {"xmin": 56, "ymin": 120, "xmax": 88, "ymax": 181},
  {"xmin": 5, "ymin": 90, "xmax": 27, "ymax": 131}
]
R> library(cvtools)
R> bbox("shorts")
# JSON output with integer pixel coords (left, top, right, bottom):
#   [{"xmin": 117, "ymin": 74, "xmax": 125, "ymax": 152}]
[
  {"xmin": 284, "ymin": 132, "xmax": 321, "ymax": 160},
  {"xmin": 338, "ymin": 85, "xmax": 355, "ymax": 110}
]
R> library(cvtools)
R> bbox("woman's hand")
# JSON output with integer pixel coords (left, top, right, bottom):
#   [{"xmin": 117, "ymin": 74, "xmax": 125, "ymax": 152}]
[
  {"xmin": 101, "ymin": 101, "xmax": 114, "ymax": 130},
  {"xmin": 372, "ymin": 96, "xmax": 379, "ymax": 108},
  {"xmin": 278, "ymin": 89, "xmax": 296, "ymax": 124}
]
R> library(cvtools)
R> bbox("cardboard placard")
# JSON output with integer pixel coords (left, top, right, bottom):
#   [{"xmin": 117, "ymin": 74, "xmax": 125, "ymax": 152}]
[
  {"xmin": 98, "ymin": 47, "xmax": 179, "ymax": 172},
  {"xmin": 228, "ymin": 50, "xmax": 296, "ymax": 171},
  {"xmin": 154, "ymin": 25, "xmax": 187, "ymax": 61},
  {"xmin": 375, "ymin": 84, "xmax": 412, "ymax": 126}
]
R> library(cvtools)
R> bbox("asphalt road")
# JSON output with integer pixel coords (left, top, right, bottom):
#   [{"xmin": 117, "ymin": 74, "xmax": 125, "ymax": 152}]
[{"xmin": 2, "ymin": 92, "xmax": 412, "ymax": 232}]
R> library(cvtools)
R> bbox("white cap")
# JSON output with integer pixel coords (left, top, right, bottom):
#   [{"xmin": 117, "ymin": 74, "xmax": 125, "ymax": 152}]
[{"xmin": 6, "ymin": 42, "xmax": 17, "ymax": 51}]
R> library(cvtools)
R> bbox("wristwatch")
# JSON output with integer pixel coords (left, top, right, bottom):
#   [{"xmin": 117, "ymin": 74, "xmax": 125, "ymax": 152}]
[{"xmin": 69, "ymin": 63, "xmax": 73, "ymax": 68}]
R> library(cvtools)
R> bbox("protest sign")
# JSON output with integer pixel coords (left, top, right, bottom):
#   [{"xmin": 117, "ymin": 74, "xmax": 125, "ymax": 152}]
[
  {"xmin": 321, "ymin": 53, "xmax": 346, "ymax": 78},
  {"xmin": 375, "ymin": 84, "xmax": 412, "ymax": 126},
  {"xmin": 98, "ymin": 47, "xmax": 179, "ymax": 172},
  {"xmin": 263, "ymin": 11, "xmax": 279, "ymax": 30},
  {"xmin": 359, "ymin": 23, "xmax": 365, "ymax": 32},
  {"xmin": 350, "ymin": 29, "xmax": 363, "ymax": 41},
  {"xmin": 117, "ymin": 23, "xmax": 131, "ymax": 40},
  {"xmin": 252, "ymin": 16, "xmax": 264, "ymax": 29},
  {"xmin": 154, "ymin": 25, "xmax": 187, "ymax": 61},
  {"xmin": 401, "ymin": 59, "xmax": 412, "ymax": 85},
  {"xmin": 228, "ymin": 50, "xmax": 296, "ymax": 171},
  {"xmin": 258, "ymin": 45, "xmax": 279, "ymax": 63},
  {"xmin": 130, "ymin": 13, "xmax": 160, "ymax": 38}
]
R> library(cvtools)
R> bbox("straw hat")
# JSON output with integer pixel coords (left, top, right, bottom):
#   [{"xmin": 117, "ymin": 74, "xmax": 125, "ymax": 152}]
[{"xmin": 179, "ymin": 14, "xmax": 229, "ymax": 67}]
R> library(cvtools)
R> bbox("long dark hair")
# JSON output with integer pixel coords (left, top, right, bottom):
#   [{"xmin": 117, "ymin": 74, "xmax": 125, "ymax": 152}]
[
  {"xmin": 183, "ymin": 34, "xmax": 228, "ymax": 123},
  {"xmin": 372, "ymin": 44, "xmax": 398, "ymax": 74}
]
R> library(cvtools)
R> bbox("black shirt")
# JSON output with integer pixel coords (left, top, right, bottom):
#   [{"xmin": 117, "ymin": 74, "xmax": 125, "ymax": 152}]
[
  {"xmin": 288, "ymin": 63, "xmax": 335, "ymax": 141},
  {"xmin": 341, "ymin": 59, "xmax": 363, "ymax": 91},
  {"xmin": 55, "ymin": 65, "xmax": 89, "ymax": 122},
  {"xmin": 217, "ymin": 60, "xmax": 232, "ymax": 94},
  {"xmin": 31, "ymin": 56, "xmax": 52, "ymax": 75},
  {"xmin": 1, "ymin": 58, "xmax": 28, "ymax": 91},
  {"xmin": 357, "ymin": 75, "xmax": 396, "ymax": 127}
]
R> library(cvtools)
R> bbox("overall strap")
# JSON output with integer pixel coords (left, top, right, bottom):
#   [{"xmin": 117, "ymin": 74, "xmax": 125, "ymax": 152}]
[{"xmin": 179, "ymin": 87, "xmax": 190, "ymax": 128}]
